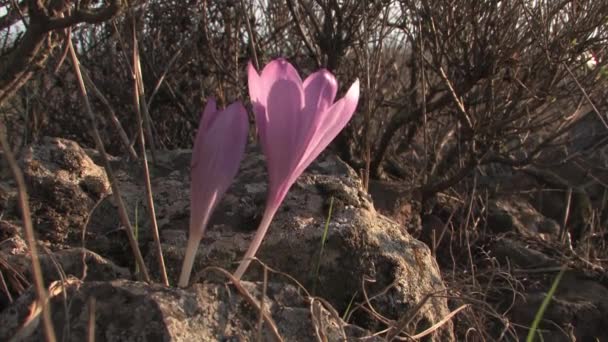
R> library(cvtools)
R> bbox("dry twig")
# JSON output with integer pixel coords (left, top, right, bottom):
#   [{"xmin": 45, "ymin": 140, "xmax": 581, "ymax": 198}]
[
  {"xmin": 202, "ymin": 266, "xmax": 284, "ymax": 342},
  {"xmin": 132, "ymin": 21, "xmax": 169, "ymax": 286},
  {"xmin": 67, "ymin": 39, "xmax": 150, "ymax": 282}
]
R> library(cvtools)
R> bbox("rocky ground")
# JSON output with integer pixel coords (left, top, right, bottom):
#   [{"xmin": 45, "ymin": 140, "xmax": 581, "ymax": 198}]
[{"xmin": 0, "ymin": 137, "xmax": 607, "ymax": 341}]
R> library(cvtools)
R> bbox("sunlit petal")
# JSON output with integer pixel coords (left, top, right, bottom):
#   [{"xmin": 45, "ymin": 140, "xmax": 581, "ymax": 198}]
[{"xmin": 235, "ymin": 59, "xmax": 360, "ymax": 279}]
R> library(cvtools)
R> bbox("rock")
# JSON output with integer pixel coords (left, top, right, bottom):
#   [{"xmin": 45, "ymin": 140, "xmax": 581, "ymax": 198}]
[
  {"xmin": 3, "ymin": 247, "xmax": 130, "ymax": 284},
  {"xmin": 17, "ymin": 137, "xmax": 110, "ymax": 244},
  {"xmin": 368, "ymin": 179, "xmax": 421, "ymax": 231},
  {"xmin": 533, "ymin": 187, "xmax": 593, "ymax": 244},
  {"xmin": 145, "ymin": 148, "xmax": 454, "ymax": 339},
  {"xmin": 0, "ymin": 220, "xmax": 29, "ymax": 312},
  {"xmin": 510, "ymin": 270, "xmax": 608, "ymax": 341},
  {"xmin": 0, "ymin": 220, "xmax": 27, "ymax": 255},
  {"xmin": 83, "ymin": 150, "xmax": 192, "ymax": 269},
  {"xmin": 486, "ymin": 198, "xmax": 560, "ymax": 240},
  {"xmin": 0, "ymin": 243, "xmax": 129, "ymax": 314},
  {"xmin": 490, "ymin": 238, "xmax": 559, "ymax": 268},
  {"xmin": 0, "ymin": 182, "xmax": 17, "ymax": 218},
  {"xmin": 2, "ymin": 138, "xmax": 454, "ymax": 340},
  {"xmin": 0, "ymin": 278, "xmax": 382, "ymax": 342},
  {"xmin": 0, "ymin": 221, "xmax": 128, "ymax": 314}
]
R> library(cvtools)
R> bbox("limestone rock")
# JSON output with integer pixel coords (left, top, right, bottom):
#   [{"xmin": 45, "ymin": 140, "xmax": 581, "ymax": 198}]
[
  {"xmin": 18, "ymin": 137, "xmax": 110, "ymax": 244},
  {"xmin": 486, "ymin": 198, "xmax": 560, "ymax": 240},
  {"xmin": 4, "ymin": 247, "xmax": 130, "ymax": 284},
  {"xmin": 490, "ymin": 238, "xmax": 559, "ymax": 268},
  {"xmin": 0, "ymin": 278, "xmax": 381, "ymax": 342},
  {"xmin": 1, "ymin": 138, "xmax": 454, "ymax": 340},
  {"xmin": 0, "ymin": 243, "xmax": 129, "ymax": 313},
  {"xmin": 146, "ymin": 148, "xmax": 454, "ymax": 340}
]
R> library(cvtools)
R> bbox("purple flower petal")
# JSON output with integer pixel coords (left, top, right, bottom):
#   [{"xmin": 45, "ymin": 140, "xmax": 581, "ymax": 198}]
[
  {"xmin": 190, "ymin": 100, "xmax": 249, "ymax": 234},
  {"xmin": 200, "ymin": 97, "xmax": 218, "ymax": 131},
  {"xmin": 234, "ymin": 59, "xmax": 360, "ymax": 279},
  {"xmin": 259, "ymin": 58, "xmax": 303, "ymax": 95},
  {"xmin": 293, "ymin": 79, "xmax": 360, "ymax": 178},
  {"xmin": 264, "ymin": 79, "xmax": 304, "ymax": 198},
  {"xmin": 180, "ymin": 98, "xmax": 249, "ymax": 287},
  {"xmin": 302, "ymin": 69, "xmax": 338, "ymax": 119}
]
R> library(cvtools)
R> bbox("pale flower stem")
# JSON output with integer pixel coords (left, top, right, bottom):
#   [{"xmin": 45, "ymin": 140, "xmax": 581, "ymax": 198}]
[
  {"xmin": 178, "ymin": 236, "xmax": 201, "ymax": 287},
  {"xmin": 233, "ymin": 204, "xmax": 280, "ymax": 280}
]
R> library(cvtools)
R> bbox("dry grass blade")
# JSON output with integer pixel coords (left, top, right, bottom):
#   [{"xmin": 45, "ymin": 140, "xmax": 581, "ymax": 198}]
[
  {"xmin": 562, "ymin": 62, "xmax": 608, "ymax": 130},
  {"xmin": 9, "ymin": 278, "xmax": 80, "ymax": 342},
  {"xmin": 407, "ymin": 304, "xmax": 469, "ymax": 341},
  {"xmin": 235, "ymin": 260, "xmax": 359, "ymax": 338},
  {"xmin": 385, "ymin": 293, "xmax": 433, "ymax": 341},
  {"xmin": 239, "ymin": 0, "xmax": 259, "ymax": 70},
  {"xmin": 146, "ymin": 48, "xmax": 184, "ymax": 108},
  {"xmin": 80, "ymin": 194, "xmax": 111, "ymax": 281},
  {"xmin": 132, "ymin": 21, "xmax": 169, "ymax": 286},
  {"xmin": 236, "ymin": 257, "xmax": 312, "ymax": 298},
  {"xmin": 559, "ymin": 187, "xmax": 573, "ymax": 244},
  {"xmin": 66, "ymin": 40, "xmax": 151, "ymax": 283},
  {"xmin": 202, "ymin": 266, "xmax": 284, "ymax": 342},
  {"xmin": 131, "ymin": 18, "xmax": 157, "ymax": 163},
  {"xmin": 0, "ymin": 253, "xmax": 30, "ymax": 302},
  {"xmin": 341, "ymin": 277, "xmax": 395, "ymax": 325},
  {"xmin": 310, "ymin": 298, "xmax": 328, "ymax": 342},
  {"xmin": 79, "ymin": 66, "xmax": 138, "ymax": 160},
  {"xmin": 87, "ymin": 297, "xmax": 96, "ymax": 342},
  {"xmin": 0, "ymin": 268, "xmax": 12, "ymax": 303},
  {"xmin": 256, "ymin": 266, "xmax": 268, "ymax": 342},
  {"xmin": 0, "ymin": 130, "xmax": 56, "ymax": 342},
  {"xmin": 309, "ymin": 297, "xmax": 348, "ymax": 342}
]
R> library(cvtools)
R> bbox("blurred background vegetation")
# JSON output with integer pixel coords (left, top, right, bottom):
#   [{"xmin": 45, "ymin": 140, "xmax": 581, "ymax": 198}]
[{"xmin": 2, "ymin": 0, "xmax": 606, "ymax": 197}]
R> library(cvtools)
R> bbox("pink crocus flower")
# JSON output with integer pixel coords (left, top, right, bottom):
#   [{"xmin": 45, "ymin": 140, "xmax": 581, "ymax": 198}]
[
  {"xmin": 178, "ymin": 98, "xmax": 249, "ymax": 287},
  {"xmin": 233, "ymin": 59, "xmax": 360, "ymax": 279}
]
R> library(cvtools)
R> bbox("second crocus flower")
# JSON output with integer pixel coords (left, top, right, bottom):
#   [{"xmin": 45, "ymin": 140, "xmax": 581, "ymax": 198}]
[
  {"xmin": 179, "ymin": 98, "xmax": 249, "ymax": 287},
  {"xmin": 234, "ymin": 59, "xmax": 360, "ymax": 279}
]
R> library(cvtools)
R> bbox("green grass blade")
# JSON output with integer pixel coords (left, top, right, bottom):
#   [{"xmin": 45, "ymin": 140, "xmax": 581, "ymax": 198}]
[
  {"xmin": 311, "ymin": 196, "xmax": 334, "ymax": 295},
  {"xmin": 342, "ymin": 291, "xmax": 358, "ymax": 322},
  {"xmin": 526, "ymin": 267, "xmax": 566, "ymax": 342}
]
